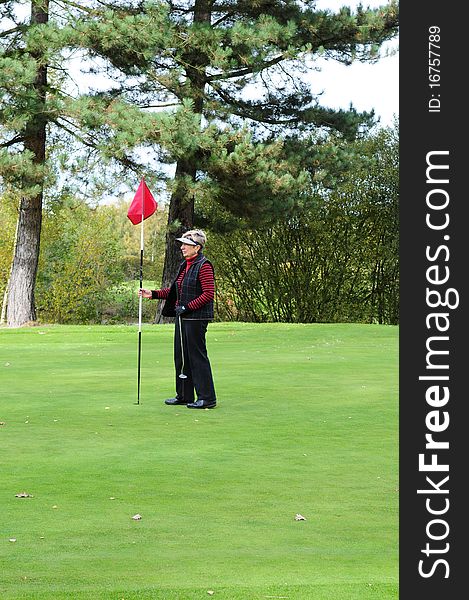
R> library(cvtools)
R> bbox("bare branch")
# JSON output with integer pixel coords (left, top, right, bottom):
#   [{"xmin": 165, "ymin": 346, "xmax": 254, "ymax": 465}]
[
  {"xmin": 0, "ymin": 25, "xmax": 26, "ymax": 39},
  {"xmin": 0, "ymin": 134, "xmax": 25, "ymax": 149},
  {"xmin": 206, "ymin": 54, "xmax": 286, "ymax": 83}
]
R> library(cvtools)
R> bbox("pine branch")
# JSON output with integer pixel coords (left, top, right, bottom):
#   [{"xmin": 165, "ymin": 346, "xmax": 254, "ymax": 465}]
[
  {"xmin": 54, "ymin": 116, "xmax": 144, "ymax": 173},
  {"xmin": 53, "ymin": 116, "xmax": 98, "ymax": 150},
  {"xmin": 0, "ymin": 25, "xmax": 26, "ymax": 39},
  {"xmin": 49, "ymin": 0, "xmax": 96, "ymax": 16},
  {"xmin": 206, "ymin": 53, "xmax": 286, "ymax": 83},
  {"xmin": 0, "ymin": 134, "xmax": 25, "ymax": 148},
  {"xmin": 209, "ymin": 83, "xmax": 293, "ymax": 125}
]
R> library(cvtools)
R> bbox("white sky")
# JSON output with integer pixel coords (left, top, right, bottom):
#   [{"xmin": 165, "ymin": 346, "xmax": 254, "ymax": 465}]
[{"xmin": 313, "ymin": 0, "xmax": 399, "ymax": 126}]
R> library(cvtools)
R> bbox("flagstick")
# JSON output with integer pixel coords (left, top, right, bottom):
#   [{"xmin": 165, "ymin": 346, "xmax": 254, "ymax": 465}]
[
  {"xmin": 128, "ymin": 177, "xmax": 156, "ymax": 405},
  {"xmin": 136, "ymin": 191, "xmax": 145, "ymax": 405}
]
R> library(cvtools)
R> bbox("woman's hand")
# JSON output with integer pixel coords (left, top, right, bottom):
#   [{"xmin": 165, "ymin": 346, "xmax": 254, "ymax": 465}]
[{"xmin": 139, "ymin": 289, "xmax": 152, "ymax": 299}]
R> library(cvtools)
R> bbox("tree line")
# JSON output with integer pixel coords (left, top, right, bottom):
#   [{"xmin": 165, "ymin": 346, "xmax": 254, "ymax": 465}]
[
  {"xmin": 0, "ymin": 0, "xmax": 399, "ymax": 326},
  {"xmin": 1, "ymin": 121, "xmax": 398, "ymax": 325}
]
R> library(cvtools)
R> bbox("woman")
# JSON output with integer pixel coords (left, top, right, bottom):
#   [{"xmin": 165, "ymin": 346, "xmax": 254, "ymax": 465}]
[{"xmin": 139, "ymin": 230, "xmax": 217, "ymax": 409}]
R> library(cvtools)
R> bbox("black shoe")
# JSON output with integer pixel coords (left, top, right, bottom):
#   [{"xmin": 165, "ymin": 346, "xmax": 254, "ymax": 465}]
[
  {"xmin": 164, "ymin": 397, "xmax": 189, "ymax": 406},
  {"xmin": 187, "ymin": 400, "xmax": 216, "ymax": 409}
]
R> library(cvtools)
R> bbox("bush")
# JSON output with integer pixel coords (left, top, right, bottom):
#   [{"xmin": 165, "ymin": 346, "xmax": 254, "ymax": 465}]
[{"xmin": 36, "ymin": 202, "xmax": 124, "ymax": 323}]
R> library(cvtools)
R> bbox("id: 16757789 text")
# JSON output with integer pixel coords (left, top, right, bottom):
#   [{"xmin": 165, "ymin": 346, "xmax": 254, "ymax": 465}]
[{"xmin": 428, "ymin": 25, "xmax": 441, "ymax": 113}]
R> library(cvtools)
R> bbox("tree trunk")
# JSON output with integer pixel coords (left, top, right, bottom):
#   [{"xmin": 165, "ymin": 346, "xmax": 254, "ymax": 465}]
[
  {"xmin": 155, "ymin": 0, "xmax": 211, "ymax": 323},
  {"xmin": 6, "ymin": 0, "xmax": 48, "ymax": 327},
  {"xmin": 6, "ymin": 195, "xmax": 43, "ymax": 326},
  {"xmin": 154, "ymin": 157, "xmax": 196, "ymax": 323}
]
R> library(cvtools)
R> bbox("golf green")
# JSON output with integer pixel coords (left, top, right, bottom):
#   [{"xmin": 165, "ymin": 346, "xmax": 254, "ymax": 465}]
[{"xmin": 0, "ymin": 322, "xmax": 398, "ymax": 599}]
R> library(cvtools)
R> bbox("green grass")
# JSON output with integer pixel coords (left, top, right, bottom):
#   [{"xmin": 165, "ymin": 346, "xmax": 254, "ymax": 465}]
[{"xmin": 0, "ymin": 322, "xmax": 398, "ymax": 599}]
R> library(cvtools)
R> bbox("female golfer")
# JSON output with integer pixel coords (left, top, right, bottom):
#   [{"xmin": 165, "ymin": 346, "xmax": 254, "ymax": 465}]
[{"xmin": 139, "ymin": 230, "xmax": 217, "ymax": 409}]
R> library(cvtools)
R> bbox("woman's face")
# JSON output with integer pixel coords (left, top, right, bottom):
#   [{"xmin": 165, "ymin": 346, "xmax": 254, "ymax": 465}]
[{"xmin": 180, "ymin": 242, "xmax": 199, "ymax": 259}]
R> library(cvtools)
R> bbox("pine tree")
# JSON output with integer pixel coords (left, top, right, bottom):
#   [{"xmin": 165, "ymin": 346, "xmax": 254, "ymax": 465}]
[
  {"xmin": 1, "ymin": 1, "xmax": 50, "ymax": 326},
  {"xmin": 78, "ymin": 0, "xmax": 399, "ymax": 309},
  {"xmin": 0, "ymin": 1, "xmax": 160, "ymax": 326}
]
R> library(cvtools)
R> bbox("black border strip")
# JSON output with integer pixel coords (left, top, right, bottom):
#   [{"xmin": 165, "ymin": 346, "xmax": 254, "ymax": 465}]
[{"xmin": 400, "ymin": 2, "xmax": 465, "ymax": 597}]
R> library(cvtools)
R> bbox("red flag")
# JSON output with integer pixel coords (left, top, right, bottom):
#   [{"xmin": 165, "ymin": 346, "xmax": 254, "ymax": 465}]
[{"xmin": 127, "ymin": 179, "xmax": 157, "ymax": 225}]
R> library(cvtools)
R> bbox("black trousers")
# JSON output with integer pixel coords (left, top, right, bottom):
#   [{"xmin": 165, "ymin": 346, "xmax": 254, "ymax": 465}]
[{"xmin": 174, "ymin": 318, "xmax": 216, "ymax": 404}]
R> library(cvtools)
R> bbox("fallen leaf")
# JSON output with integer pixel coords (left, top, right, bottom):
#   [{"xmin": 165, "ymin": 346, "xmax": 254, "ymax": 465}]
[
  {"xmin": 132, "ymin": 514, "xmax": 142, "ymax": 520},
  {"xmin": 295, "ymin": 513, "xmax": 306, "ymax": 521}
]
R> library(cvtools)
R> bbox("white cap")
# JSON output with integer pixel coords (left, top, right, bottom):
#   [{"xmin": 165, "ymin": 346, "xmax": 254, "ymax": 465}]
[
  {"xmin": 175, "ymin": 230, "xmax": 206, "ymax": 247},
  {"xmin": 176, "ymin": 236, "xmax": 198, "ymax": 246}
]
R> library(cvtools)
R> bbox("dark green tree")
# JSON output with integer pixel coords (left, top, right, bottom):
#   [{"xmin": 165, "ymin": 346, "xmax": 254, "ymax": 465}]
[
  {"xmin": 210, "ymin": 121, "xmax": 399, "ymax": 324},
  {"xmin": 76, "ymin": 0, "xmax": 399, "ymax": 314}
]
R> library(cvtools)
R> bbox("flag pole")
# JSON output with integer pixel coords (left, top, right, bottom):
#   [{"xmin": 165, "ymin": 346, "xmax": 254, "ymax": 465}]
[
  {"xmin": 127, "ymin": 177, "xmax": 157, "ymax": 405},
  {"xmin": 136, "ymin": 184, "xmax": 145, "ymax": 405}
]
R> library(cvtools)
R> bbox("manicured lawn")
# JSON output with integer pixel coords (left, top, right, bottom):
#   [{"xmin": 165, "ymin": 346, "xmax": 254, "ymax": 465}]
[{"xmin": 0, "ymin": 322, "xmax": 398, "ymax": 599}]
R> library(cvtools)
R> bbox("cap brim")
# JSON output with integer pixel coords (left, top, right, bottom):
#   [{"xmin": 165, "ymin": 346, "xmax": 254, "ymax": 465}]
[{"xmin": 176, "ymin": 237, "xmax": 198, "ymax": 246}]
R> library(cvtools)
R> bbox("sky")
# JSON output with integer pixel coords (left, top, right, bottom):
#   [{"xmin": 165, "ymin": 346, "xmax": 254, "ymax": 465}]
[
  {"xmin": 311, "ymin": 0, "xmax": 399, "ymax": 126},
  {"xmin": 313, "ymin": 0, "xmax": 399, "ymax": 126}
]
